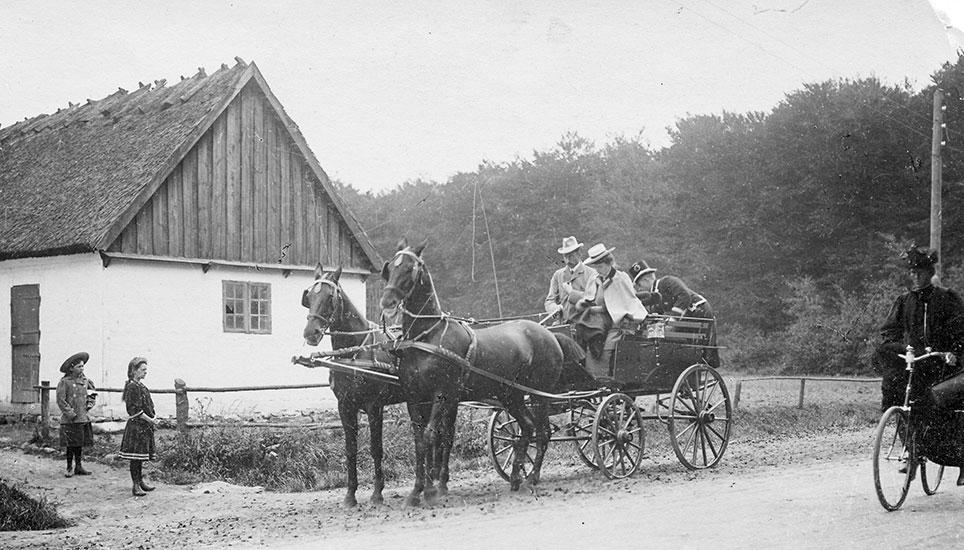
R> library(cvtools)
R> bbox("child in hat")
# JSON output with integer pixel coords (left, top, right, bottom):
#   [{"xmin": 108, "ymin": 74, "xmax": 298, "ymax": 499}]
[{"xmin": 56, "ymin": 352, "xmax": 96, "ymax": 477}]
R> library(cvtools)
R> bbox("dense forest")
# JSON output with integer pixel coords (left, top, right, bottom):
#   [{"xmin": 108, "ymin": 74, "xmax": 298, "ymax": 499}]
[{"xmin": 337, "ymin": 54, "xmax": 964, "ymax": 375}]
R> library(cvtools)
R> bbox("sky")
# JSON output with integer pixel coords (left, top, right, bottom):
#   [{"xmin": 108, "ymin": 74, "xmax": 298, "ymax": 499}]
[{"xmin": 1, "ymin": 0, "xmax": 963, "ymax": 193}]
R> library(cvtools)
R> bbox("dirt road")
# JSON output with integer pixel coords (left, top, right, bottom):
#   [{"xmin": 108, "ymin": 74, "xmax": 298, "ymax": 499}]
[{"xmin": 3, "ymin": 427, "xmax": 964, "ymax": 549}]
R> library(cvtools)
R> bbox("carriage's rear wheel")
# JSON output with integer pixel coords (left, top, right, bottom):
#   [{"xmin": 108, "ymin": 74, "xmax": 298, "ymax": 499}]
[
  {"xmin": 921, "ymin": 458, "xmax": 945, "ymax": 495},
  {"xmin": 668, "ymin": 364, "xmax": 732, "ymax": 470},
  {"xmin": 591, "ymin": 393, "xmax": 645, "ymax": 479},
  {"xmin": 487, "ymin": 408, "xmax": 536, "ymax": 482},
  {"xmin": 873, "ymin": 406, "xmax": 914, "ymax": 511}
]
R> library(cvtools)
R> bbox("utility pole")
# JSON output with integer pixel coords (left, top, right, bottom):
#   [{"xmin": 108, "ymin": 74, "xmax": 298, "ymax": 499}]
[{"xmin": 931, "ymin": 88, "xmax": 945, "ymax": 279}]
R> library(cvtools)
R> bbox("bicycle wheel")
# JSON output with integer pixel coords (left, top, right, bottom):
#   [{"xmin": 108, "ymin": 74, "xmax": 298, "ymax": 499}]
[
  {"xmin": 921, "ymin": 458, "xmax": 945, "ymax": 495},
  {"xmin": 872, "ymin": 406, "xmax": 914, "ymax": 511}
]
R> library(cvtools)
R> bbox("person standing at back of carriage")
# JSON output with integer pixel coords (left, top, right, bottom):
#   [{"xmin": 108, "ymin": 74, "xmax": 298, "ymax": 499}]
[
  {"xmin": 544, "ymin": 236, "xmax": 597, "ymax": 324},
  {"xmin": 628, "ymin": 261, "xmax": 720, "ymax": 369}
]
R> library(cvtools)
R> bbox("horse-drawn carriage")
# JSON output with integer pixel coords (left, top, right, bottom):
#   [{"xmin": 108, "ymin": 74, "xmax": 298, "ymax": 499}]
[
  {"xmin": 487, "ymin": 316, "xmax": 731, "ymax": 481},
  {"xmin": 295, "ymin": 242, "xmax": 732, "ymax": 505}
]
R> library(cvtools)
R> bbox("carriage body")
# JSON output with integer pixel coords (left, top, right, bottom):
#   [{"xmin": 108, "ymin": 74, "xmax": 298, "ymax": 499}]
[
  {"xmin": 611, "ymin": 316, "xmax": 714, "ymax": 393},
  {"xmin": 488, "ymin": 315, "xmax": 732, "ymax": 480}
]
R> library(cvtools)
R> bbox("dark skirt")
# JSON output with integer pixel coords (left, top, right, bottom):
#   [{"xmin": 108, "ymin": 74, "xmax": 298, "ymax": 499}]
[
  {"xmin": 119, "ymin": 418, "xmax": 157, "ymax": 461},
  {"xmin": 59, "ymin": 422, "xmax": 93, "ymax": 448}
]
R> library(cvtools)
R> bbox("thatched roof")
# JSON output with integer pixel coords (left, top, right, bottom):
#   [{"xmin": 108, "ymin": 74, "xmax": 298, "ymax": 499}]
[{"xmin": 0, "ymin": 59, "xmax": 379, "ymax": 267}]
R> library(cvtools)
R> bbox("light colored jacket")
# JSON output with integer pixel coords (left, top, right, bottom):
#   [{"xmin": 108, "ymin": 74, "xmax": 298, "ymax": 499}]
[
  {"xmin": 584, "ymin": 269, "xmax": 649, "ymax": 325},
  {"xmin": 545, "ymin": 262, "xmax": 597, "ymax": 321},
  {"xmin": 56, "ymin": 374, "xmax": 95, "ymax": 424}
]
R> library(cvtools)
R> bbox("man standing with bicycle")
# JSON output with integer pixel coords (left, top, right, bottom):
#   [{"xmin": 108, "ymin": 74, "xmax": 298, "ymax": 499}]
[{"xmin": 875, "ymin": 246, "xmax": 964, "ymax": 482}]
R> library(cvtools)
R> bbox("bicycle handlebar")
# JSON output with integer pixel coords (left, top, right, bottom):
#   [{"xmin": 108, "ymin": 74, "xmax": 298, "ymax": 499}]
[{"xmin": 898, "ymin": 346, "xmax": 956, "ymax": 365}]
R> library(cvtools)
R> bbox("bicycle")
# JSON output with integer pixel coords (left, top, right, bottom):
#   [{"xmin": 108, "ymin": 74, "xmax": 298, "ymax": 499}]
[{"xmin": 872, "ymin": 346, "xmax": 955, "ymax": 511}]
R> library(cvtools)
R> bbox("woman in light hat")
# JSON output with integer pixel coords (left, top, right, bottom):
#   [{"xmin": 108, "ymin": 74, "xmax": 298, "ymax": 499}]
[
  {"xmin": 119, "ymin": 356, "xmax": 158, "ymax": 496},
  {"xmin": 573, "ymin": 244, "xmax": 648, "ymax": 385},
  {"xmin": 56, "ymin": 351, "xmax": 96, "ymax": 478}
]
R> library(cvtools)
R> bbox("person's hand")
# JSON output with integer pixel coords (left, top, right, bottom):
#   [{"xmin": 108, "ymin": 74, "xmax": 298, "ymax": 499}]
[
  {"xmin": 947, "ymin": 352, "xmax": 958, "ymax": 366},
  {"xmin": 561, "ymin": 282, "xmax": 573, "ymax": 296},
  {"xmin": 547, "ymin": 303, "xmax": 562, "ymax": 316}
]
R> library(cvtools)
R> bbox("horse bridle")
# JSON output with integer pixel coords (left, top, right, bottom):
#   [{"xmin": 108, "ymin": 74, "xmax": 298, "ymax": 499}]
[
  {"xmin": 382, "ymin": 249, "xmax": 425, "ymax": 302},
  {"xmin": 303, "ymin": 278, "xmax": 341, "ymax": 328}
]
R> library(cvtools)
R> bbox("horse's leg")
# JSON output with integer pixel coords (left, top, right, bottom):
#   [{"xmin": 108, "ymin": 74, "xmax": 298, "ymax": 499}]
[
  {"xmin": 525, "ymin": 398, "xmax": 551, "ymax": 489},
  {"xmin": 502, "ymin": 393, "xmax": 534, "ymax": 492},
  {"xmin": 405, "ymin": 401, "xmax": 428, "ymax": 507},
  {"xmin": 437, "ymin": 404, "xmax": 459, "ymax": 497},
  {"xmin": 422, "ymin": 394, "xmax": 452, "ymax": 505},
  {"xmin": 367, "ymin": 402, "xmax": 386, "ymax": 505},
  {"xmin": 338, "ymin": 398, "xmax": 359, "ymax": 508}
]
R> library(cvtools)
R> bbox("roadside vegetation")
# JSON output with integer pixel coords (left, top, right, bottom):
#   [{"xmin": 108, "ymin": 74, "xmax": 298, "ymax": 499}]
[{"xmin": 0, "ymin": 480, "xmax": 69, "ymax": 531}]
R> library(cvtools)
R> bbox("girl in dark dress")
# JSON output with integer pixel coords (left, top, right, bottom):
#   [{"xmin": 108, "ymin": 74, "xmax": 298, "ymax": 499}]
[
  {"xmin": 56, "ymin": 352, "xmax": 96, "ymax": 478},
  {"xmin": 119, "ymin": 356, "xmax": 157, "ymax": 496}
]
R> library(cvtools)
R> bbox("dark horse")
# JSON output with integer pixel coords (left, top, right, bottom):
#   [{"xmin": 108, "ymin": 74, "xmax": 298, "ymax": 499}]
[
  {"xmin": 380, "ymin": 240, "xmax": 565, "ymax": 505},
  {"xmin": 302, "ymin": 264, "xmax": 405, "ymax": 507}
]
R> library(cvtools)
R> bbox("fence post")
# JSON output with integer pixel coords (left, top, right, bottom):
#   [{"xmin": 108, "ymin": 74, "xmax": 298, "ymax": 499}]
[
  {"xmin": 174, "ymin": 378, "xmax": 188, "ymax": 434},
  {"xmin": 798, "ymin": 378, "xmax": 807, "ymax": 409},
  {"xmin": 39, "ymin": 380, "xmax": 50, "ymax": 440},
  {"xmin": 733, "ymin": 379, "xmax": 742, "ymax": 410}
]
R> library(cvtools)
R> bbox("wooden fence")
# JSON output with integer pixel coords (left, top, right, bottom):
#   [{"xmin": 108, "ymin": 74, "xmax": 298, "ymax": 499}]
[
  {"xmin": 732, "ymin": 375, "xmax": 881, "ymax": 410},
  {"xmin": 34, "ymin": 378, "xmax": 334, "ymax": 438}
]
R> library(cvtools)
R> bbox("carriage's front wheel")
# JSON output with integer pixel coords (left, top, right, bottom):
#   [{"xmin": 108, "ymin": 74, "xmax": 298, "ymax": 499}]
[
  {"xmin": 591, "ymin": 393, "xmax": 645, "ymax": 479},
  {"xmin": 487, "ymin": 408, "xmax": 536, "ymax": 482},
  {"xmin": 920, "ymin": 458, "xmax": 944, "ymax": 495},
  {"xmin": 668, "ymin": 364, "xmax": 732, "ymax": 469},
  {"xmin": 569, "ymin": 399, "xmax": 600, "ymax": 470},
  {"xmin": 873, "ymin": 406, "xmax": 914, "ymax": 511}
]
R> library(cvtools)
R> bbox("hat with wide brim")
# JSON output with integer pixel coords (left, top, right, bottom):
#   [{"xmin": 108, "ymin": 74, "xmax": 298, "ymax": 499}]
[
  {"xmin": 584, "ymin": 243, "xmax": 615, "ymax": 266},
  {"xmin": 60, "ymin": 352, "xmax": 89, "ymax": 374},
  {"xmin": 627, "ymin": 260, "xmax": 657, "ymax": 283},
  {"xmin": 557, "ymin": 236, "xmax": 584, "ymax": 255}
]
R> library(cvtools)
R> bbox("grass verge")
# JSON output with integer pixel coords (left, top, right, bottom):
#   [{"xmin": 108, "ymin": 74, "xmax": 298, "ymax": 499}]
[{"xmin": 0, "ymin": 480, "xmax": 69, "ymax": 531}]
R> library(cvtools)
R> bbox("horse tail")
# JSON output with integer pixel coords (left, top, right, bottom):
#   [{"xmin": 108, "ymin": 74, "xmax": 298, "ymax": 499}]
[{"xmin": 552, "ymin": 332, "xmax": 594, "ymax": 392}]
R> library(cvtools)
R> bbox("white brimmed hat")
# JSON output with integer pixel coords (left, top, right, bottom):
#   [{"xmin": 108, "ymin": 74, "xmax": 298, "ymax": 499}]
[
  {"xmin": 584, "ymin": 243, "xmax": 615, "ymax": 265},
  {"xmin": 557, "ymin": 236, "xmax": 583, "ymax": 255}
]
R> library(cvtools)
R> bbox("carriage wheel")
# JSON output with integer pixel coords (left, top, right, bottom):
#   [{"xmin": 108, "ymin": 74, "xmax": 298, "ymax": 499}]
[
  {"xmin": 487, "ymin": 408, "xmax": 536, "ymax": 482},
  {"xmin": 591, "ymin": 393, "xmax": 645, "ymax": 479},
  {"xmin": 921, "ymin": 458, "xmax": 945, "ymax": 495},
  {"xmin": 873, "ymin": 406, "xmax": 914, "ymax": 511},
  {"xmin": 668, "ymin": 364, "xmax": 732, "ymax": 470},
  {"xmin": 568, "ymin": 399, "xmax": 599, "ymax": 470}
]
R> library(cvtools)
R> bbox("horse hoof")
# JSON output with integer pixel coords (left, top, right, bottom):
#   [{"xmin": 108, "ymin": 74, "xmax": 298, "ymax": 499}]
[
  {"xmin": 437, "ymin": 483, "xmax": 449, "ymax": 497},
  {"xmin": 424, "ymin": 486, "xmax": 439, "ymax": 505},
  {"xmin": 370, "ymin": 493, "xmax": 385, "ymax": 506},
  {"xmin": 343, "ymin": 496, "xmax": 358, "ymax": 508},
  {"xmin": 509, "ymin": 480, "xmax": 522, "ymax": 492},
  {"xmin": 405, "ymin": 494, "xmax": 421, "ymax": 507}
]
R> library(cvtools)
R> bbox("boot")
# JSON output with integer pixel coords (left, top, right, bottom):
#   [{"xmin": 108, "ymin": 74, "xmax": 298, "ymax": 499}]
[
  {"xmin": 957, "ymin": 467, "xmax": 964, "ymax": 487},
  {"xmin": 139, "ymin": 478, "xmax": 155, "ymax": 492},
  {"xmin": 74, "ymin": 465, "xmax": 92, "ymax": 476},
  {"xmin": 132, "ymin": 482, "xmax": 147, "ymax": 496},
  {"xmin": 64, "ymin": 465, "xmax": 74, "ymax": 478}
]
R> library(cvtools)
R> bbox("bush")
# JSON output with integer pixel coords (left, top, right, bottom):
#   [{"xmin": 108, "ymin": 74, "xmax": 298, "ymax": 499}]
[
  {"xmin": 156, "ymin": 405, "xmax": 490, "ymax": 491},
  {"xmin": 0, "ymin": 481, "xmax": 69, "ymax": 531}
]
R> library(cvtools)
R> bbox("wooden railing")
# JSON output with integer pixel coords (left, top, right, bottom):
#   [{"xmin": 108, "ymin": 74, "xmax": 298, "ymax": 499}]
[
  {"xmin": 732, "ymin": 375, "xmax": 881, "ymax": 410},
  {"xmin": 34, "ymin": 378, "xmax": 333, "ymax": 437}
]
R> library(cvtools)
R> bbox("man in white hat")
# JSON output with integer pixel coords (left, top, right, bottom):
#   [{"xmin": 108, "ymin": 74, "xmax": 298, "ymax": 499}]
[{"xmin": 544, "ymin": 236, "xmax": 597, "ymax": 324}]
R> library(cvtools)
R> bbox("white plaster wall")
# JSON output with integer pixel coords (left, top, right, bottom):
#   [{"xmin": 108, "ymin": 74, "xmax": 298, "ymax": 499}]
[{"xmin": 1, "ymin": 253, "xmax": 369, "ymax": 416}]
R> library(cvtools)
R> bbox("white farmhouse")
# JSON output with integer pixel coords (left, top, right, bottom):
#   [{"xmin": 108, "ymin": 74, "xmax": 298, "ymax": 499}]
[{"xmin": 0, "ymin": 59, "xmax": 380, "ymax": 416}]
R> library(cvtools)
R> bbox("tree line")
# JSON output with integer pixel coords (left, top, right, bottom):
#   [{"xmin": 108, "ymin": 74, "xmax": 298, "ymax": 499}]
[{"xmin": 336, "ymin": 54, "xmax": 964, "ymax": 374}]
